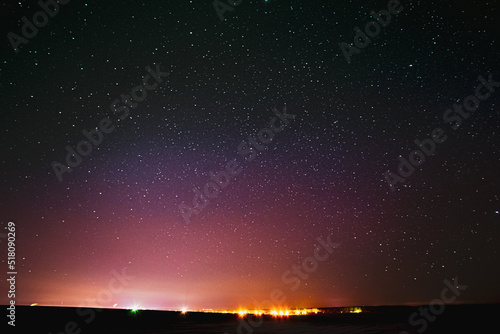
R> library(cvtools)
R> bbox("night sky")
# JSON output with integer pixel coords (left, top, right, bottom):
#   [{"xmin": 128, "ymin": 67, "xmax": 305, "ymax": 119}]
[{"xmin": 1, "ymin": 0, "xmax": 499, "ymax": 311}]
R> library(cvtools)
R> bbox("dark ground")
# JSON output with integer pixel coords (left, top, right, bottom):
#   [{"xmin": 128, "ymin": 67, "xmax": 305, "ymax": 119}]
[{"xmin": 2, "ymin": 304, "xmax": 499, "ymax": 333}]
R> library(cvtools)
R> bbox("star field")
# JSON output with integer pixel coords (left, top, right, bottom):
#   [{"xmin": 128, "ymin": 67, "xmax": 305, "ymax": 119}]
[{"xmin": 0, "ymin": 0, "xmax": 499, "ymax": 310}]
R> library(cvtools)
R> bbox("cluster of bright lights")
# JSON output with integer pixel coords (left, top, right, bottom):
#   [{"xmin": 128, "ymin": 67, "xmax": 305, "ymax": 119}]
[
  {"xmin": 129, "ymin": 305, "xmax": 143, "ymax": 313},
  {"xmin": 121, "ymin": 306, "xmax": 362, "ymax": 316},
  {"xmin": 206, "ymin": 308, "xmax": 321, "ymax": 317},
  {"xmin": 267, "ymin": 308, "xmax": 319, "ymax": 317}
]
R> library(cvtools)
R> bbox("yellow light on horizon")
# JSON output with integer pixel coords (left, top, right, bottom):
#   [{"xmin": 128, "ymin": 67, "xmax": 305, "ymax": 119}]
[{"xmin": 195, "ymin": 308, "xmax": 328, "ymax": 316}]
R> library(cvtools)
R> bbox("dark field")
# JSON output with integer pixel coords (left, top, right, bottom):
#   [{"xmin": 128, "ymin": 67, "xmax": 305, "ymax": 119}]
[{"xmin": 5, "ymin": 304, "xmax": 499, "ymax": 333}]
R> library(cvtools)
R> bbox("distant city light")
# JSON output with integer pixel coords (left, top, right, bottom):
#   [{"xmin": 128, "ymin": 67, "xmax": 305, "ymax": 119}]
[{"xmin": 129, "ymin": 304, "xmax": 141, "ymax": 313}]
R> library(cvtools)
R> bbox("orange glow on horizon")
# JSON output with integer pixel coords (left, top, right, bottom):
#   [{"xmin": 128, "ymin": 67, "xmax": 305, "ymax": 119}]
[{"xmin": 181, "ymin": 307, "xmax": 325, "ymax": 316}]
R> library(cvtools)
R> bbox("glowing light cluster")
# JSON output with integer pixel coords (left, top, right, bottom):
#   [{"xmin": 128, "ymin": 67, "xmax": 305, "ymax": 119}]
[
  {"xmin": 199, "ymin": 308, "xmax": 322, "ymax": 316},
  {"xmin": 129, "ymin": 304, "xmax": 148, "ymax": 313}
]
